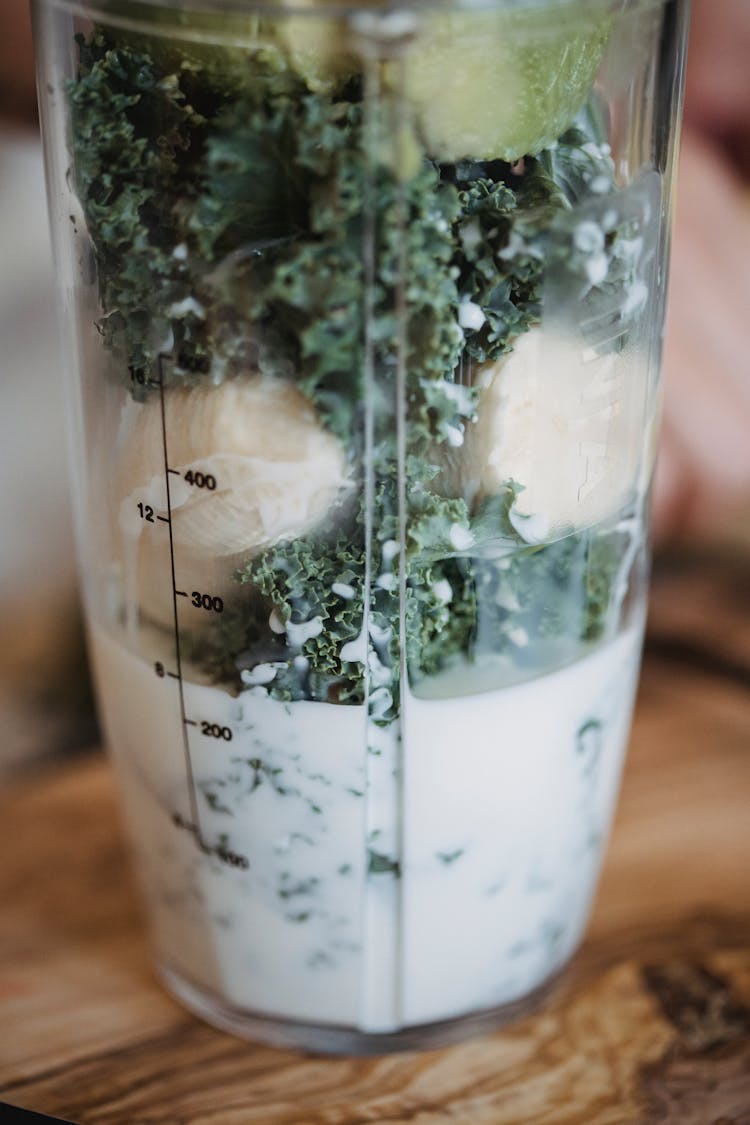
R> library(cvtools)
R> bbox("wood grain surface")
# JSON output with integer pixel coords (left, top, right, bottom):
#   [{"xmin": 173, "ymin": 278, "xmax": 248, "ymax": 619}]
[{"xmin": 1, "ymin": 549, "xmax": 749, "ymax": 1124}]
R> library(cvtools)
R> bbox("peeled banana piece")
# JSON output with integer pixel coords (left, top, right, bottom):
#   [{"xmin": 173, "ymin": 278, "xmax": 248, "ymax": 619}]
[
  {"xmin": 115, "ymin": 373, "xmax": 350, "ymax": 630},
  {"xmin": 457, "ymin": 329, "xmax": 652, "ymax": 538}
]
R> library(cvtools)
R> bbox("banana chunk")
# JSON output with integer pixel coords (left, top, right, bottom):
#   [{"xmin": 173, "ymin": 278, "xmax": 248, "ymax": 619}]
[
  {"xmin": 118, "ymin": 373, "xmax": 349, "ymax": 554},
  {"xmin": 115, "ymin": 373, "xmax": 350, "ymax": 629},
  {"xmin": 463, "ymin": 329, "xmax": 652, "ymax": 537}
]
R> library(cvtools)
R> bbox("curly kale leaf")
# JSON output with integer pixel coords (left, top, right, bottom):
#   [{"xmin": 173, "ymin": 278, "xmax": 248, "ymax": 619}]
[
  {"xmin": 405, "ymin": 554, "xmax": 478, "ymax": 679},
  {"xmin": 234, "ymin": 477, "xmax": 630, "ymax": 698},
  {"xmin": 451, "ymin": 177, "xmax": 543, "ymax": 364},
  {"xmin": 529, "ymin": 101, "xmax": 616, "ymax": 208},
  {"xmin": 213, "ymin": 475, "xmax": 629, "ymax": 700},
  {"xmin": 71, "ymin": 34, "xmax": 475, "ymax": 440},
  {"xmin": 250, "ymin": 126, "xmax": 467, "ymax": 448},
  {"xmin": 448, "ymin": 103, "xmax": 622, "ymax": 366},
  {"xmin": 189, "ymin": 105, "xmax": 309, "ymax": 258},
  {"xmin": 70, "ymin": 33, "xmax": 208, "ymax": 379},
  {"xmin": 70, "ymin": 34, "xmax": 618, "ymax": 438},
  {"xmin": 241, "ymin": 527, "xmax": 366, "ymax": 705}
]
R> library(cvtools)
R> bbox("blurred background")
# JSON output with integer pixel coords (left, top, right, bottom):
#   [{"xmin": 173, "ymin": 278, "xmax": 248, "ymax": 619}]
[
  {"xmin": 0, "ymin": 1, "xmax": 95, "ymax": 778},
  {"xmin": 0, "ymin": 0, "xmax": 748, "ymax": 779}
]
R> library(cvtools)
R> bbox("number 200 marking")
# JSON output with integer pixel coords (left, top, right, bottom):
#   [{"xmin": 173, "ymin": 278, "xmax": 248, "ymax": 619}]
[{"xmin": 201, "ymin": 721, "xmax": 233, "ymax": 742}]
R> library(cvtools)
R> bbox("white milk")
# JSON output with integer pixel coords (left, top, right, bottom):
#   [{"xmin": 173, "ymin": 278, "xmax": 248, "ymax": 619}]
[{"xmin": 89, "ymin": 620, "xmax": 642, "ymax": 1031}]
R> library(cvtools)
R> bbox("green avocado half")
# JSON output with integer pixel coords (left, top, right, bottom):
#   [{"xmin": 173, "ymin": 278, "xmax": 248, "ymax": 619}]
[
  {"xmin": 94, "ymin": 1, "xmax": 611, "ymax": 160},
  {"xmin": 397, "ymin": 5, "xmax": 611, "ymax": 163}
]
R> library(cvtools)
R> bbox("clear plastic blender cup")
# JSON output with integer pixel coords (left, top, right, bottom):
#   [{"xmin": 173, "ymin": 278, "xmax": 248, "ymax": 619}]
[{"xmin": 32, "ymin": 0, "xmax": 689, "ymax": 1052}]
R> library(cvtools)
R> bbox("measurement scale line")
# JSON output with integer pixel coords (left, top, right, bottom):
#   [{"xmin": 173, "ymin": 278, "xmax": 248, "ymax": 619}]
[
  {"xmin": 167, "ymin": 468, "xmax": 181, "ymax": 475},
  {"xmin": 158, "ymin": 354, "xmax": 204, "ymax": 848},
  {"xmin": 167, "ymin": 671, "xmax": 180, "ymax": 680},
  {"xmin": 175, "ymin": 590, "xmax": 188, "ymax": 597},
  {"xmin": 184, "ymin": 719, "xmax": 197, "ymax": 726},
  {"xmin": 157, "ymin": 515, "xmax": 170, "ymax": 523}
]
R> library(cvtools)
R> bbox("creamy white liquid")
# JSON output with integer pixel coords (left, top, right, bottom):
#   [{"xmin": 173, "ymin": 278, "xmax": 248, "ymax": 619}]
[{"xmin": 90, "ymin": 621, "xmax": 642, "ymax": 1031}]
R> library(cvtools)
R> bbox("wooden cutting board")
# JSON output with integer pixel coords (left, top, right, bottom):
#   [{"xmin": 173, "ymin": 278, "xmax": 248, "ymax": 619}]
[{"xmin": 1, "ymin": 548, "xmax": 749, "ymax": 1124}]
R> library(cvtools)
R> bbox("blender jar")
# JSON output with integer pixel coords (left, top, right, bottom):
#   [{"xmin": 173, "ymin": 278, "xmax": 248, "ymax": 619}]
[{"xmin": 32, "ymin": 0, "xmax": 689, "ymax": 1052}]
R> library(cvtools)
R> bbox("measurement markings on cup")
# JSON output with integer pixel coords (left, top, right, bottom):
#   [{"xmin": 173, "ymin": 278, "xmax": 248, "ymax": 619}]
[
  {"xmin": 154, "ymin": 354, "xmax": 248, "ymax": 871},
  {"xmin": 156, "ymin": 352, "xmax": 204, "ymax": 852}
]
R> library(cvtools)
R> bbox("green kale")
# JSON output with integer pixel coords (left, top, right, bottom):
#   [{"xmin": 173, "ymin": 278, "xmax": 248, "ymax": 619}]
[
  {"xmin": 69, "ymin": 32, "xmax": 209, "ymax": 383},
  {"xmin": 241, "ymin": 522, "xmax": 366, "ymax": 705},
  {"xmin": 70, "ymin": 31, "xmax": 603, "ymax": 426},
  {"xmin": 447, "ymin": 106, "xmax": 621, "ymax": 367},
  {"xmin": 437, "ymin": 849, "xmax": 465, "ymax": 865},
  {"xmin": 69, "ymin": 29, "xmax": 637, "ymax": 703},
  {"xmin": 179, "ymin": 590, "xmax": 288, "ymax": 692},
  {"xmin": 368, "ymin": 850, "xmax": 401, "ymax": 878},
  {"xmin": 405, "ymin": 554, "xmax": 478, "ymax": 679}
]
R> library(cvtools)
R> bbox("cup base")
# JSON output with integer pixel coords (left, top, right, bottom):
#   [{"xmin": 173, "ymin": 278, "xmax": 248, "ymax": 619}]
[{"xmin": 156, "ymin": 959, "xmax": 570, "ymax": 1055}]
